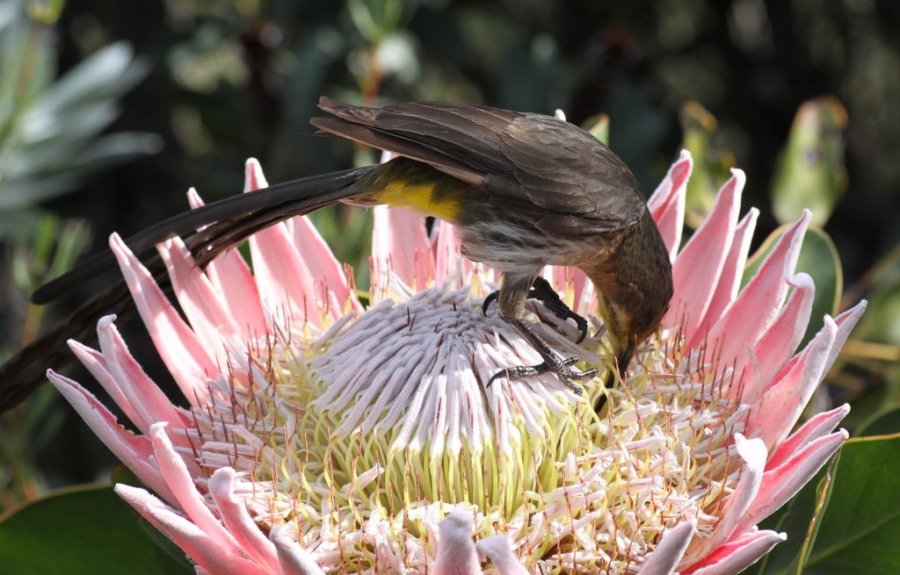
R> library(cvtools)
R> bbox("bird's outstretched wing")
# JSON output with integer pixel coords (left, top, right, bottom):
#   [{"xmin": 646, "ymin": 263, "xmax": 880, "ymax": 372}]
[{"xmin": 314, "ymin": 97, "xmax": 647, "ymax": 235}]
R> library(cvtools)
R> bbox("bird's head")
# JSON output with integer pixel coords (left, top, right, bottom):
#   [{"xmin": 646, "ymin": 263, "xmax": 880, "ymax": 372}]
[{"xmin": 595, "ymin": 212, "xmax": 673, "ymax": 375}]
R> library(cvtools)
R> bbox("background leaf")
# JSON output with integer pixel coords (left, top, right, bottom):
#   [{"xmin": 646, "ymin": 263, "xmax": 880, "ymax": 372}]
[
  {"xmin": 802, "ymin": 435, "xmax": 900, "ymax": 574},
  {"xmin": 751, "ymin": 433, "xmax": 900, "ymax": 575},
  {"xmin": 0, "ymin": 484, "xmax": 193, "ymax": 575},
  {"xmin": 771, "ymin": 96, "xmax": 848, "ymax": 227}
]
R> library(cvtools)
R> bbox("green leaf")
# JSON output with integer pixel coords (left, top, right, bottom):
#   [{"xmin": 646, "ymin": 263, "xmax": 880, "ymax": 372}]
[
  {"xmin": 856, "ymin": 406, "xmax": 900, "ymax": 438},
  {"xmin": 850, "ymin": 257, "xmax": 900, "ymax": 347},
  {"xmin": 752, "ymin": 435, "xmax": 900, "ymax": 575},
  {"xmin": 679, "ymin": 101, "xmax": 734, "ymax": 229},
  {"xmin": 802, "ymin": 435, "xmax": 900, "ymax": 574},
  {"xmin": 771, "ymin": 96, "xmax": 848, "ymax": 227},
  {"xmin": 743, "ymin": 225, "xmax": 843, "ymax": 347},
  {"xmin": 582, "ymin": 113, "xmax": 609, "ymax": 144},
  {"xmin": 0, "ymin": 484, "xmax": 193, "ymax": 574}
]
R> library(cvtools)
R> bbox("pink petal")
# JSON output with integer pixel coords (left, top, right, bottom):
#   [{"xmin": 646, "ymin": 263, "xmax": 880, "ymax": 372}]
[
  {"xmin": 667, "ymin": 170, "xmax": 744, "ymax": 341},
  {"xmin": 684, "ymin": 530, "xmax": 786, "ymax": 575},
  {"xmin": 67, "ymin": 337, "xmax": 141, "ymax": 428},
  {"xmin": 767, "ymin": 404, "xmax": 850, "ymax": 470},
  {"xmin": 158, "ymin": 237, "xmax": 241, "ymax": 354},
  {"xmin": 696, "ymin": 208, "xmax": 759, "ymax": 335},
  {"xmin": 47, "ymin": 370, "xmax": 173, "ymax": 502},
  {"xmin": 824, "ymin": 302, "xmax": 868, "ymax": 369},
  {"xmin": 747, "ymin": 300, "xmax": 865, "ymax": 449},
  {"xmin": 289, "ymin": 213, "xmax": 360, "ymax": 317},
  {"xmin": 476, "ymin": 535, "xmax": 528, "ymax": 575},
  {"xmin": 684, "ymin": 435, "xmax": 767, "ymax": 564},
  {"xmin": 208, "ymin": 468, "xmax": 279, "ymax": 571},
  {"xmin": 205, "ymin": 249, "xmax": 268, "ymax": 338},
  {"xmin": 434, "ymin": 510, "xmax": 482, "ymax": 575},
  {"xmin": 432, "ymin": 220, "xmax": 469, "ymax": 285},
  {"xmin": 739, "ymin": 429, "xmax": 848, "ymax": 532},
  {"xmin": 648, "ymin": 150, "xmax": 691, "ymax": 259},
  {"xmin": 96, "ymin": 316, "xmax": 191, "ymax": 442},
  {"xmin": 739, "ymin": 273, "xmax": 816, "ymax": 403},
  {"xmin": 188, "ymin": 186, "xmax": 268, "ymax": 339},
  {"xmin": 148, "ymin": 424, "xmax": 243, "ymax": 555},
  {"xmin": 243, "ymin": 161, "xmax": 323, "ymax": 327},
  {"xmin": 709, "ymin": 212, "xmax": 811, "ymax": 373},
  {"xmin": 270, "ymin": 525, "xmax": 326, "ymax": 575},
  {"xmin": 110, "ymin": 233, "xmax": 216, "ymax": 406},
  {"xmin": 115, "ymin": 484, "xmax": 268, "ymax": 575},
  {"xmin": 637, "ymin": 520, "xmax": 695, "ymax": 575},
  {"xmin": 372, "ymin": 205, "xmax": 435, "ymax": 301},
  {"xmin": 745, "ymin": 318, "xmax": 836, "ymax": 450}
]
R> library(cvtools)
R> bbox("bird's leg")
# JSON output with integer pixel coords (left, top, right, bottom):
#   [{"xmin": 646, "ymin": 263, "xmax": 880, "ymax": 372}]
[
  {"xmin": 482, "ymin": 277, "xmax": 589, "ymax": 342},
  {"xmin": 487, "ymin": 318, "xmax": 596, "ymax": 395}
]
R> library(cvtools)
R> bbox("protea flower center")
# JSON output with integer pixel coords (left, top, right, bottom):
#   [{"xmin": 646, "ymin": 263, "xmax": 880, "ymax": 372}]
[{"xmin": 48, "ymin": 153, "xmax": 864, "ymax": 575}]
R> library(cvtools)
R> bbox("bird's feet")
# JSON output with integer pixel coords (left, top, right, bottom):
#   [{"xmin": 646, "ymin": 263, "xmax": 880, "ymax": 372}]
[
  {"xmin": 482, "ymin": 276, "xmax": 589, "ymax": 343},
  {"xmin": 487, "ymin": 318, "xmax": 597, "ymax": 395}
]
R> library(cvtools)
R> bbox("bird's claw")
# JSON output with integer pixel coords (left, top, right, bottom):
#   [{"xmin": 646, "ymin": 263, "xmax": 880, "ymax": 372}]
[
  {"xmin": 482, "ymin": 277, "xmax": 590, "ymax": 343},
  {"xmin": 486, "ymin": 318, "xmax": 597, "ymax": 396},
  {"xmin": 487, "ymin": 357, "xmax": 594, "ymax": 395},
  {"xmin": 529, "ymin": 277, "xmax": 589, "ymax": 343},
  {"xmin": 482, "ymin": 290, "xmax": 499, "ymax": 315}
]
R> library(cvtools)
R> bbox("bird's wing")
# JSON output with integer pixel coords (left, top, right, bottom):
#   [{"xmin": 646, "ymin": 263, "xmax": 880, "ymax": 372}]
[{"xmin": 313, "ymin": 97, "xmax": 647, "ymax": 235}]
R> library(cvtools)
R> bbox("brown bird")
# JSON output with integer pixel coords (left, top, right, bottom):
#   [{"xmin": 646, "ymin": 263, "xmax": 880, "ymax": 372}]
[{"xmin": 0, "ymin": 97, "xmax": 673, "ymax": 412}]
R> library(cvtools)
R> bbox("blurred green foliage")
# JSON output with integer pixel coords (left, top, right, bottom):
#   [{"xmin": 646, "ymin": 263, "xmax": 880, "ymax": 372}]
[
  {"xmin": 0, "ymin": 0, "xmax": 156, "ymax": 512},
  {"xmin": 771, "ymin": 96, "xmax": 848, "ymax": 228},
  {"xmin": 0, "ymin": 0, "xmax": 160, "ymax": 230}
]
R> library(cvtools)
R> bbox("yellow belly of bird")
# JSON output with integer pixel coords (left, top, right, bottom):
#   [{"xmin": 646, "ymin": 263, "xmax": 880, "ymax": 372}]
[{"xmin": 375, "ymin": 181, "xmax": 462, "ymax": 222}]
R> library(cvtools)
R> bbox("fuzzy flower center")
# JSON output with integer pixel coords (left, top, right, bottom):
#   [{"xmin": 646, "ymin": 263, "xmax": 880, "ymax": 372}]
[{"xmin": 178, "ymin": 280, "xmax": 741, "ymax": 573}]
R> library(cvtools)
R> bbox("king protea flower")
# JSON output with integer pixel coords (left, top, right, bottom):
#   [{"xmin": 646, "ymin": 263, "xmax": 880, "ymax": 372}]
[{"xmin": 48, "ymin": 149, "xmax": 865, "ymax": 575}]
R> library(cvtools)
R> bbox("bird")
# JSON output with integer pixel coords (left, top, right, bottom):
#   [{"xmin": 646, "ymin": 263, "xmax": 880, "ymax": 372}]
[{"xmin": 0, "ymin": 97, "xmax": 673, "ymax": 413}]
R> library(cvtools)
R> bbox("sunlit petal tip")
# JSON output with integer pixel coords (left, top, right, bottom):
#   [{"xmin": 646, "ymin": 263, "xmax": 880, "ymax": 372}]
[
  {"xmin": 114, "ymin": 484, "xmax": 267, "ymax": 575},
  {"xmin": 751, "ymin": 328, "xmax": 838, "ymax": 449},
  {"xmin": 66, "ymin": 328, "xmax": 141, "ymax": 426},
  {"xmin": 739, "ymin": 272, "xmax": 816, "ymax": 400},
  {"xmin": 827, "ymin": 299, "xmax": 868, "ymax": 367},
  {"xmin": 47, "ymin": 369, "xmax": 173, "ymax": 501},
  {"xmin": 96, "ymin": 315, "xmax": 187, "ymax": 436},
  {"xmin": 244, "ymin": 157, "xmax": 268, "ymax": 191},
  {"xmin": 669, "ymin": 166, "xmax": 743, "ymax": 340},
  {"xmin": 435, "ymin": 510, "xmax": 481, "ymax": 575},
  {"xmin": 108, "ymin": 232, "xmax": 217, "ymax": 405},
  {"xmin": 187, "ymin": 186, "xmax": 203, "ymax": 209},
  {"xmin": 648, "ymin": 150, "xmax": 691, "ymax": 256},
  {"xmin": 741, "ymin": 429, "xmax": 848, "ymax": 531},
  {"xmin": 638, "ymin": 520, "xmax": 695, "ymax": 575},
  {"xmin": 208, "ymin": 468, "xmax": 279, "ymax": 571},
  {"xmin": 476, "ymin": 535, "xmax": 529, "ymax": 575},
  {"xmin": 767, "ymin": 404, "xmax": 850, "ymax": 469},
  {"xmin": 686, "ymin": 435, "xmax": 767, "ymax": 564},
  {"xmin": 157, "ymin": 236, "xmax": 244, "ymax": 359},
  {"xmin": 148, "ymin": 423, "xmax": 237, "ymax": 549},
  {"xmin": 747, "ymin": 300, "xmax": 866, "ymax": 450},
  {"xmin": 270, "ymin": 525, "xmax": 326, "ymax": 575},
  {"xmin": 705, "ymin": 209, "xmax": 811, "ymax": 368}
]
